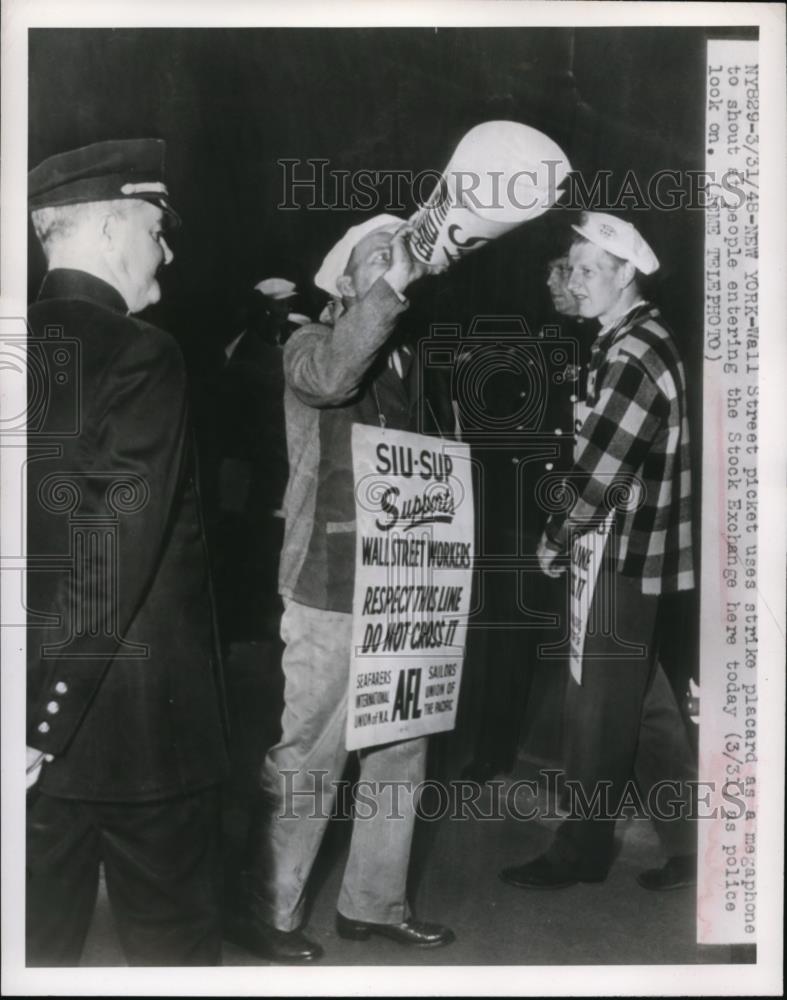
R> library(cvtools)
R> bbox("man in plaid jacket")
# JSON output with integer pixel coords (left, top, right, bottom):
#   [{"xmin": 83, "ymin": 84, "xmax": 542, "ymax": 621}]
[{"xmin": 501, "ymin": 212, "xmax": 698, "ymax": 893}]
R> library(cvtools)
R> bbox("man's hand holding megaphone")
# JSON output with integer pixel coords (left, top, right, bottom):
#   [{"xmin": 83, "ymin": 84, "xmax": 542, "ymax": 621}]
[{"xmin": 384, "ymin": 223, "xmax": 449, "ymax": 297}]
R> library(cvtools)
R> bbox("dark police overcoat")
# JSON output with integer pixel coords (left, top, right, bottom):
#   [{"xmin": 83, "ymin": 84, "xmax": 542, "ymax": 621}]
[{"xmin": 26, "ymin": 268, "xmax": 229, "ymax": 801}]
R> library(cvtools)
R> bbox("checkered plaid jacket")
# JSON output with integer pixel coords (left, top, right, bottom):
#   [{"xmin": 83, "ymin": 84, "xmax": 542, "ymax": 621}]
[{"xmin": 545, "ymin": 301, "xmax": 694, "ymax": 595}]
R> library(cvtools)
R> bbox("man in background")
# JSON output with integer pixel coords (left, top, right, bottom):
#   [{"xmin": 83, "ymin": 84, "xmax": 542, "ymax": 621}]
[
  {"xmin": 461, "ymin": 251, "xmax": 588, "ymax": 782},
  {"xmin": 216, "ymin": 278, "xmax": 310, "ymax": 641}
]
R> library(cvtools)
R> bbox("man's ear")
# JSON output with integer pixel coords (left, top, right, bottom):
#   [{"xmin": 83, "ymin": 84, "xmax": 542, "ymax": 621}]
[
  {"xmin": 336, "ymin": 274, "xmax": 356, "ymax": 299},
  {"xmin": 616, "ymin": 261, "xmax": 637, "ymax": 290},
  {"xmin": 99, "ymin": 210, "xmax": 119, "ymax": 251}
]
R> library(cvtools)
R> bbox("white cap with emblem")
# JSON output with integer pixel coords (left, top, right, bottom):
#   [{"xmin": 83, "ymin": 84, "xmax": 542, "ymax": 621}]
[{"xmin": 571, "ymin": 211, "xmax": 659, "ymax": 275}]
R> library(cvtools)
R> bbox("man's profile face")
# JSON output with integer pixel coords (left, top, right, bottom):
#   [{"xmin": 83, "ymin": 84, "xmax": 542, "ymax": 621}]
[
  {"xmin": 546, "ymin": 256, "xmax": 579, "ymax": 316},
  {"xmin": 343, "ymin": 227, "xmax": 398, "ymax": 300},
  {"xmin": 111, "ymin": 200, "xmax": 174, "ymax": 314},
  {"xmin": 566, "ymin": 240, "xmax": 625, "ymax": 322}
]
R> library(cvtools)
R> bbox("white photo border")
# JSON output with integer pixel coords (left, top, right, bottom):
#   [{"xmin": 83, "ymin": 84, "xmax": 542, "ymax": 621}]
[{"xmin": 2, "ymin": 2, "xmax": 784, "ymax": 996}]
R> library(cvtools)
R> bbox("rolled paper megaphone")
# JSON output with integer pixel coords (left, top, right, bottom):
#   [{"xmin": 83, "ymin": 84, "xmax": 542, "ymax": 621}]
[{"xmin": 408, "ymin": 121, "xmax": 571, "ymax": 267}]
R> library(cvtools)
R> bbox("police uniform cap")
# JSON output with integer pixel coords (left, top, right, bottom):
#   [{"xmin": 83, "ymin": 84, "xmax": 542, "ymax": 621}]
[{"xmin": 28, "ymin": 138, "xmax": 180, "ymax": 227}]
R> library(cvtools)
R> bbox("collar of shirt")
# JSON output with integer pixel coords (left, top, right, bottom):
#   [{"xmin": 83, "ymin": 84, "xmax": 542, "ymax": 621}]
[
  {"xmin": 387, "ymin": 344, "xmax": 411, "ymax": 378},
  {"xmin": 590, "ymin": 299, "xmax": 652, "ymax": 360}
]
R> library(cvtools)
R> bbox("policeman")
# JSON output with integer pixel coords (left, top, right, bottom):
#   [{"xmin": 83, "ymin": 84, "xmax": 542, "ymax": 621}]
[{"xmin": 26, "ymin": 139, "xmax": 229, "ymax": 965}]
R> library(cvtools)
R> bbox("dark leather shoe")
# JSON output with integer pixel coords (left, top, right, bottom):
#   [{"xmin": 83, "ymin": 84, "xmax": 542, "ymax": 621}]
[
  {"xmin": 225, "ymin": 913, "xmax": 324, "ymax": 963},
  {"xmin": 499, "ymin": 855, "xmax": 605, "ymax": 890},
  {"xmin": 637, "ymin": 854, "xmax": 697, "ymax": 891},
  {"xmin": 336, "ymin": 912, "xmax": 455, "ymax": 948}
]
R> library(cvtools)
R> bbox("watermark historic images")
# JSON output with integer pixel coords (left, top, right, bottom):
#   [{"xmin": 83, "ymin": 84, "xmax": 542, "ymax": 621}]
[{"xmin": 278, "ymin": 160, "xmax": 753, "ymax": 214}]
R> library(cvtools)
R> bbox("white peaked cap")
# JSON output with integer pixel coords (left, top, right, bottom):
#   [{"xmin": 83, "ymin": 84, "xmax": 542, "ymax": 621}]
[
  {"xmin": 314, "ymin": 214, "xmax": 403, "ymax": 297},
  {"xmin": 254, "ymin": 277, "xmax": 298, "ymax": 299},
  {"xmin": 571, "ymin": 211, "xmax": 660, "ymax": 275},
  {"xmin": 446, "ymin": 120, "xmax": 572, "ymax": 224}
]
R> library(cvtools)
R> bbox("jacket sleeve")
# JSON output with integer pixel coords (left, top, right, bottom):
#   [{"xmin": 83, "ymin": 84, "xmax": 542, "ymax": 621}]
[
  {"xmin": 544, "ymin": 354, "xmax": 668, "ymax": 550},
  {"xmin": 27, "ymin": 329, "xmax": 191, "ymax": 755},
  {"xmin": 283, "ymin": 277, "xmax": 408, "ymax": 407}
]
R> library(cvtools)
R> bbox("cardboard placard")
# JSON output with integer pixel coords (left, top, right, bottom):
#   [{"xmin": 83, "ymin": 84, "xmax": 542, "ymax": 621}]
[{"xmin": 347, "ymin": 425, "xmax": 474, "ymax": 751}]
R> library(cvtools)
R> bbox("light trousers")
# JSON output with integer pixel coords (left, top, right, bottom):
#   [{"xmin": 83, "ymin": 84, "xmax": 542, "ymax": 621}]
[{"xmin": 251, "ymin": 600, "xmax": 427, "ymax": 931}]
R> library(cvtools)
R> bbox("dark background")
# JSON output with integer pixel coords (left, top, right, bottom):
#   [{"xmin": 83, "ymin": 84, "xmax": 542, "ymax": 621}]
[
  {"xmin": 29, "ymin": 27, "xmax": 708, "ymax": 348},
  {"xmin": 28, "ymin": 26, "xmax": 720, "ymax": 757}
]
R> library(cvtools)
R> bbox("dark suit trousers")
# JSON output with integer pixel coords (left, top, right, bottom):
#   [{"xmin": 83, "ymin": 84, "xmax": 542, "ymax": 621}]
[
  {"xmin": 26, "ymin": 786, "xmax": 222, "ymax": 966},
  {"xmin": 548, "ymin": 567, "xmax": 697, "ymax": 878}
]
